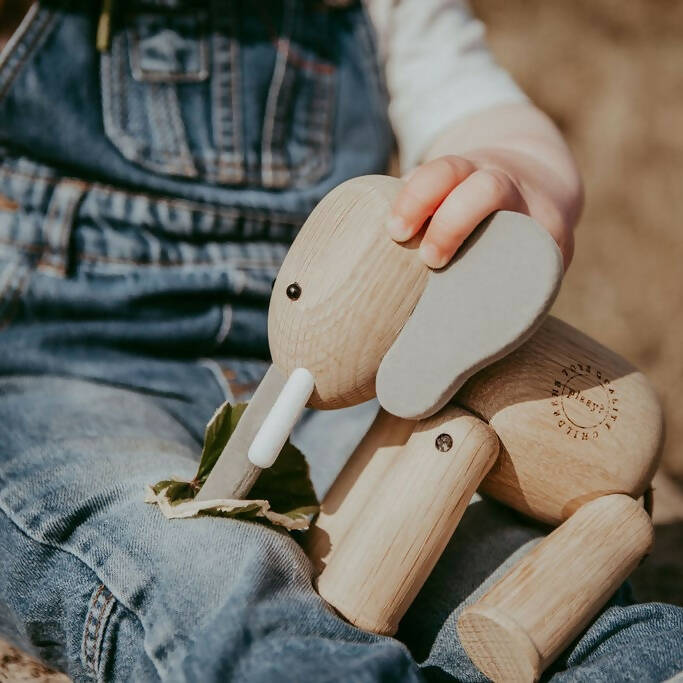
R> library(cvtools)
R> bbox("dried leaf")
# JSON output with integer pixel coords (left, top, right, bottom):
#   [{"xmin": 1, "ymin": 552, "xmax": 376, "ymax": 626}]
[
  {"xmin": 144, "ymin": 486, "xmax": 312, "ymax": 531},
  {"xmin": 147, "ymin": 401, "xmax": 319, "ymax": 530}
]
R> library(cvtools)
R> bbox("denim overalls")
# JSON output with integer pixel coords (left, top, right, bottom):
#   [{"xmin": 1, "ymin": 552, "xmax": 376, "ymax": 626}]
[
  {"xmin": 1, "ymin": 3, "xmax": 682, "ymax": 682},
  {"xmin": 0, "ymin": 0, "xmax": 392, "ymax": 362}
]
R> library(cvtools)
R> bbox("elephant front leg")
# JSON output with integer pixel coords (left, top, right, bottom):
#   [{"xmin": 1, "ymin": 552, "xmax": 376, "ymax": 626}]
[{"xmin": 304, "ymin": 406, "xmax": 499, "ymax": 636}]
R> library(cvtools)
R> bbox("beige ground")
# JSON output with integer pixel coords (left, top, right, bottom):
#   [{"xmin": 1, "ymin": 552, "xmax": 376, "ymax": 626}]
[{"xmin": 2, "ymin": 0, "xmax": 682, "ymax": 679}]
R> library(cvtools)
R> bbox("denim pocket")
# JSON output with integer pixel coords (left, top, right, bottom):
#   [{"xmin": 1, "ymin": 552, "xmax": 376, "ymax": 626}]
[
  {"xmin": 100, "ymin": 2, "xmax": 337, "ymax": 188},
  {"xmin": 101, "ymin": 9, "xmax": 209, "ymax": 180}
]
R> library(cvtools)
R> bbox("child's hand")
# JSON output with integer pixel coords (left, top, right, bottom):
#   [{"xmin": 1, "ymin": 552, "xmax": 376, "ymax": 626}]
[
  {"xmin": 387, "ymin": 155, "xmax": 527, "ymax": 269},
  {"xmin": 385, "ymin": 105, "xmax": 583, "ymax": 271}
]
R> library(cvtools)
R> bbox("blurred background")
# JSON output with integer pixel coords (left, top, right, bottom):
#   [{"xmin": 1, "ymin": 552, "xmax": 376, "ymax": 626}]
[{"xmin": 471, "ymin": 0, "xmax": 683, "ymax": 605}]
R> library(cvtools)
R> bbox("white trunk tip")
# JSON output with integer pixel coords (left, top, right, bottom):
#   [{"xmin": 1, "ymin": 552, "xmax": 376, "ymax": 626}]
[{"xmin": 247, "ymin": 368, "xmax": 315, "ymax": 469}]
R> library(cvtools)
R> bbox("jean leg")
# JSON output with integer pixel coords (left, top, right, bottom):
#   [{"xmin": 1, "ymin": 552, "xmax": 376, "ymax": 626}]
[
  {"xmin": 396, "ymin": 498, "xmax": 682, "ymax": 682},
  {"xmin": 393, "ymin": 498, "xmax": 544, "ymax": 682},
  {"xmin": 0, "ymin": 372, "xmax": 419, "ymax": 682},
  {"xmin": 549, "ymin": 587, "xmax": 683, "ymax": 682},
  {"xmin": 0, "ymin": 507, "xmax": 157, "ymax": 681}
]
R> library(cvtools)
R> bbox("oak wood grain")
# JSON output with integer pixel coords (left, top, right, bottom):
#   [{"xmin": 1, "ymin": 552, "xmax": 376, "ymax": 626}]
[
  {"xmin": 457, "ymin": 316, "xmax": 663, "ymax": 525},
  {"xmin": 268, "ymin": 175, "xmax": 428, "ymax": 409},
  {"xmin": 457, "ymin": 494, "xmax": 654, "ymax": 682},
  {"xmin": 306, "ymin": 406, "xmax": 499, "ymax": 635}
]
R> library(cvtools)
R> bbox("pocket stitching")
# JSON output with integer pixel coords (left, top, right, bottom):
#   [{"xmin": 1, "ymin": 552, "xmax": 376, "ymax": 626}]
[
  {"xmin": 259, "ymin": 2, "xmax": 337, "ymax": 188},
  {"xmin": 291, "ymin": 70, "xmax": 335, "ymax": 185},
  {"xmin": 0, "ymin": 7, "xmax": 56, "ymax": 105},
  {"xmin": 81, "ymin": 583, "xmax": 117, "ymax": 680},
  {"xmin": 101, "ymin": 40, "xmax": 199, "ymax": 176},
  {"xmin": 210, "ymin": 1, "xmax": 246, "ymax": 184},
  {"xmin": 81, "ymin": 584, "xmax": 105, "ymax": 671},
  {"xmin": 101, "ymin": 4, "xmax": 336, "ymax": 188},
  {"xmin": 261, "ymin": 34, "xmax": 295, "ymax": 188},
  {"xmin": 146, "ymin": 82, "xmax": 198, "ymax": 176}
]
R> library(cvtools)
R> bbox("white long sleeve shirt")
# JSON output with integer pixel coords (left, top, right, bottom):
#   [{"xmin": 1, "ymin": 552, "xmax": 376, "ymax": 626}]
[{"xmin": 364, "ymin": 0, "xmax": 527, "ymax": 171}]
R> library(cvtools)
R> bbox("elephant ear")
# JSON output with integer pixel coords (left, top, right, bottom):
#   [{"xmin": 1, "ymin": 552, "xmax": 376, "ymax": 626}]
[{"xmin": 376, "ymin": 211, "xmax": 563, "ymax": 420}]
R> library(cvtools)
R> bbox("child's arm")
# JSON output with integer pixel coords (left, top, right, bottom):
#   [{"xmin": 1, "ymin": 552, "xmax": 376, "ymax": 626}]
[
  {"xmin": 387, "ymin": 101, "xmax": 583, "ymax": 270},
  {"xmin": 369, "ymin": 0, "xmax": 583, "ymax": 270}
]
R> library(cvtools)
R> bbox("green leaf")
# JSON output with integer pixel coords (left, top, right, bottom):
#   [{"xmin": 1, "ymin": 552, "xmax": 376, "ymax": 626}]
[
  {"xmin": 151, "ymin": 479, "xmax": 176, "ymax": 495},
  {"xmin": 196, "ymin": 402, "xmax": 248, "ymax": 483},
  {"xmin": 165, "ymin": 481, "xmax": 197, "ymax": 504},
  {"xmin": 249, "ymin": 440, "xmax": 318, "ymax": 515},
  {"xmin": 150, "ymin": 479, "xmax": 196, "ymax": 503},
  {"xmin": 148, "ymin": 400, "xmax": 319, "ymax": 530}
]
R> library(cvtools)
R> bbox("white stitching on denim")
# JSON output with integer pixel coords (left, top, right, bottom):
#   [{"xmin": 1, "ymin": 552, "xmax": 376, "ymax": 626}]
[
  {"xmin": 227, "ymin": 5, "xmax": 245, "ymax": 184},
  {"xmin": 291, "ymin": 67, "xmax": 335, "ymax": 185},
  {"xmin": 0, "ymin": 3, "xmax": 38, "ymax": 69},
  {"xmin": 210, "ymin": 0, "xmax": 245, "ymax": 184},
  {"xmin": 214, "ymin": 303, "xmax": 233, "ymax": 345},
  {"xmin": 92, "ymin": 594, "xmax": 115, "ymax": 683},
  {"xmin": 0, "ymin": 164, "xmax": 308, "ymax": 225},
  {"xmin": 210, "ymin": 24, "xmax": 226, "ymax": 179},
  {"xmin": 81, "ymin": 584, "xmax": 116, "ymax": 680},
  {"xmin": 102, "ymin": 30, "xmax": 199, "ymax": 176},
  {"xmin": 81, "ymin": 584, "xmax": 104, "ymax": 673},
  {"xmin": 100, "ymin": 32, "xmax": 146, "ymax": 167},
  {"xmin": 260, "ymin": 1, "xmax": 337, "ymax": 188},
  {"xmin": 36, "ymin": 180, "xmax": 86, "ymax": 277},
  {"xmin": 0, "ymin": 7, "xmax": 55, "ymax": 104},
  {"xmin": 261, "ymin": 0, "xmax": 295, "ymax": 188},
  {"xmin": 163, "ymin": 84, "xmax": 198, "ymax": 176},
  {"xmin": 0, "ymin": 491, "xmax": 194, "ymax": 674},
  {"xmin": 261, "ymin": 46, "xmax": 291, "ymax": 187},
  {"xmin": 199, "ymin": 357, "xmax": 234, "ymax": 402}
]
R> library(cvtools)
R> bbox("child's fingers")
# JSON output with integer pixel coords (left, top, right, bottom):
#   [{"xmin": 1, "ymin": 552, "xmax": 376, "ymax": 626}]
[
  {"xmin": 387, "ymin": 156, "xmax": 475, "ymax": 242},
  {"xmin": 419, "ymin": 169, "xmax": 523, "ymax": 269}
]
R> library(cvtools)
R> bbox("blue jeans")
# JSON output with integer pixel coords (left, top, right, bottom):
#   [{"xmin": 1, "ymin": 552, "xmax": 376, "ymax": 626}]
[{"xmin": 0, "ymin": 2, "xmax": 681, "ymax": 681}]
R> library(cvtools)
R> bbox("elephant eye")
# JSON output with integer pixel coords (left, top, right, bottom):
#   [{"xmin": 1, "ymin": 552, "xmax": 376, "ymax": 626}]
[{"xmin": 286, "ymin": 283, "xmax": 302, "ymax": 301}]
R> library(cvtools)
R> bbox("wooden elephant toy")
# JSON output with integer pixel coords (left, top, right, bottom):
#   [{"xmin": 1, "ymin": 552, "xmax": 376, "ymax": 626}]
[{"xmin": 203, "ymin": 174, "xmax": 663, "ymax": 682}]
